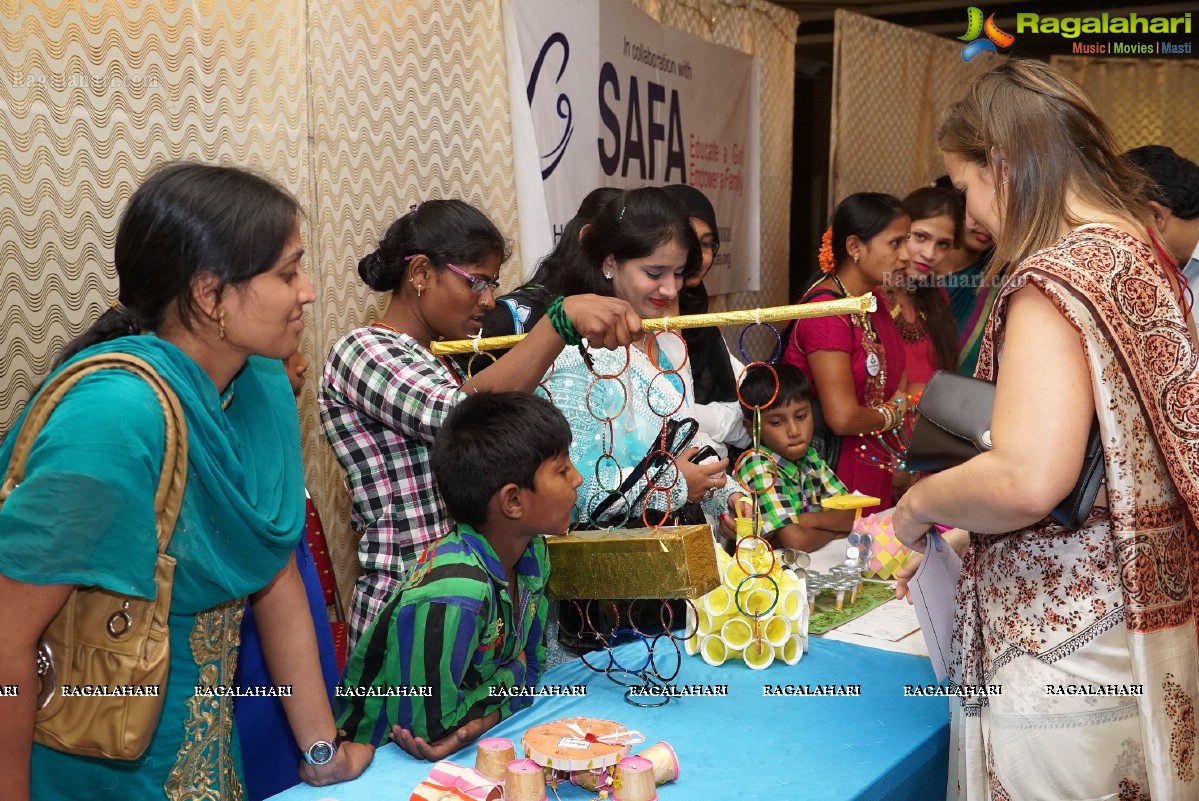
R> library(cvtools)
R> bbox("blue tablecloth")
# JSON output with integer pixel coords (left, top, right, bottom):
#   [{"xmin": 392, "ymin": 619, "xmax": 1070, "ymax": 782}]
[{"xmin": 270, "ymin": 638, "xmax": 949, "ymax": 801}]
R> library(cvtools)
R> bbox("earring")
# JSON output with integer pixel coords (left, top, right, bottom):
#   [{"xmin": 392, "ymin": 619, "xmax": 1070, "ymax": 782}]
[
  {"xmin": 604, "ymin": 271, "xmax": 613, "ymax": 280},
  {"xmin": 852, "ymin": 253, "xmax": 860, "ymax": 265},
  {"xmin": 409, "ymin": 276, "xmax": 423, "ymax": 297},
  {"xmin": 218, "ymin": 309, "xmax": 226, "ymax": 340}
]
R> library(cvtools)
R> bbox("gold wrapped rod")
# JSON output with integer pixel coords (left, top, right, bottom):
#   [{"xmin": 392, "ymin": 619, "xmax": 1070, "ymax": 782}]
[{"xmin": 430, "ymin": 293, "xmax": 877, "ymax": 356}]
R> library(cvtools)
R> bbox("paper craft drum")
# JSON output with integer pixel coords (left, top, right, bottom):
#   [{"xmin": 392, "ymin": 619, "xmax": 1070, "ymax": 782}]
[{"xmin": 522, "ymin": 717, "xmax": 632, "ymax": 772}]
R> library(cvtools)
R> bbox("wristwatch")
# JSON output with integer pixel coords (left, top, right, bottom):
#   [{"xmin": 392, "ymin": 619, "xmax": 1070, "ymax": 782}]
[{"xmin": 302, "ymin": 737, "xmax": 339, "ymax": 766}]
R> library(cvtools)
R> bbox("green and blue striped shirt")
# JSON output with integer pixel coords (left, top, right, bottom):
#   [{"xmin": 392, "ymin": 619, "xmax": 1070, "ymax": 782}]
[{"xmin": 336, "ymin": 524, "xmax": 549, "ymax": 744}]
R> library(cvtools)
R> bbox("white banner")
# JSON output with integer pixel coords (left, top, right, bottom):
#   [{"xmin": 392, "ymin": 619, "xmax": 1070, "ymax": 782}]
[{"xmin": 506, "ymin": 0, "xmax": 760, "ymax": 294}]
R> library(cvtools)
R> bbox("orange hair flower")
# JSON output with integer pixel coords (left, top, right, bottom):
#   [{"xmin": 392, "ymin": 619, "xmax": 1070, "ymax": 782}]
[{"xmin": 818, "ymin": 227, "xmax": 835, "ymax": 273}]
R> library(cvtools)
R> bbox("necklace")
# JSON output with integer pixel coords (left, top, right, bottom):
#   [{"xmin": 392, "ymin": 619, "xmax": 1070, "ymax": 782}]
[
  {"xmin": 831, "ymin": 275, "xmax": 886, "ymax": 406},
  {"xmin": 887, "ymin": 291, "xmax": 928, "ymax": 344},
  {"xmin": 219, "ymin": 381, "xmax": 235, "ymax": 411}
]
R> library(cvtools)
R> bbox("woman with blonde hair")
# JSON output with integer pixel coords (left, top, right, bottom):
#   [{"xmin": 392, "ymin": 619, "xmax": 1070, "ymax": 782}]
[{"xmin": 892, "ymin": 59, "xmax": 1199, "ymax": 798}]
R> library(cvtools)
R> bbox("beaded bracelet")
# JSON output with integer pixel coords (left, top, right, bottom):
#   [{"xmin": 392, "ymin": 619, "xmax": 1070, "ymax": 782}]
[{"xmin": 546, "ymin": 295, "xmax": 583, "ymax": 346}]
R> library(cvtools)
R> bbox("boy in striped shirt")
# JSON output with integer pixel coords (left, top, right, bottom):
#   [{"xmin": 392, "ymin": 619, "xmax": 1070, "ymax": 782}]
[{"xmin": 336, "ymin": 392, "xmax": 581, "ymax": 761}]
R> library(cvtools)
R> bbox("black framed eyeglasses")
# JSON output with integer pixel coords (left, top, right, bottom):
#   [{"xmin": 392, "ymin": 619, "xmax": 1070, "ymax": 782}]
[{"xmin": 700, "ymin": 240, "xmax": 720, "ymax": 256}]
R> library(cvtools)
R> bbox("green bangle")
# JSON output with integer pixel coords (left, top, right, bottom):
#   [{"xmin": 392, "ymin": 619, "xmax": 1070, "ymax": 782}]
[{"xmin": 546, "ymin": 296, "xmax": 582, "ymax": 346}]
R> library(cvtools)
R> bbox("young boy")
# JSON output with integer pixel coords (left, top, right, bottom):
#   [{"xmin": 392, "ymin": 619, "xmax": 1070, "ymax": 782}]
[
  {"xmin": 336, "ymin": 392, "xmax": 581, "ymax": 762},
  {"xmin": 735, "ymin": 364, "xmax": 855, "ymax": 551}
]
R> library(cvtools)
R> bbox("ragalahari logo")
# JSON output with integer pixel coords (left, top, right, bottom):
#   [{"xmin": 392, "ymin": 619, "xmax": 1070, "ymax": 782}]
[{"xmin": 959, "ymin": 7, "xmax": 1015, "ymax": 61}]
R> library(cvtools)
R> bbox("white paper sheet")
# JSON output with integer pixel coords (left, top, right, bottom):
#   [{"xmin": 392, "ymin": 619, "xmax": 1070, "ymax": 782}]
[
  {"xmin": 836, "ymin": 598, "xmax": 922, "ymax": 642},
  {"xmin": 909, "ymin": 531, "xmax": 963, "ymax": 681}
]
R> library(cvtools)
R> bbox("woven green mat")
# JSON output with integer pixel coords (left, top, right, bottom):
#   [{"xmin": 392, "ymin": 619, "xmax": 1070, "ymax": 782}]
[{"xmin": 808, "ymin": 582, "xmax": 896, "ymax": 635}]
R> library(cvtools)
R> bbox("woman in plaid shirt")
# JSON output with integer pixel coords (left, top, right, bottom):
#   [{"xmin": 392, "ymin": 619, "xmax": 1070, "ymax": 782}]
[{"xmin": 321, "ymin": 200, "xmax": 642, "ymax": 647}]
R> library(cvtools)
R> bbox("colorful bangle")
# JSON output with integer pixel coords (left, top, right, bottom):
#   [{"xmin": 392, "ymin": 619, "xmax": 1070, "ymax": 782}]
[{"xmin": 546, "ymin": 295, "xmax": 582, "ymax": 346}]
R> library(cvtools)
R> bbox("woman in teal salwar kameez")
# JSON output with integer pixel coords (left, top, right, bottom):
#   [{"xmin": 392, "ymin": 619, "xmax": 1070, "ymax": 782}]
[{"xmin": 0, "ymin": 163, "xmax": 372, "ymax": 800}]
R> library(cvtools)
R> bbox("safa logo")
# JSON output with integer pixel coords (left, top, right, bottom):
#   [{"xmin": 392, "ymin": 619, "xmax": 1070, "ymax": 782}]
[{"xmin": 959, "ymin": 7, "xmax": 1015, "ymax": 61}]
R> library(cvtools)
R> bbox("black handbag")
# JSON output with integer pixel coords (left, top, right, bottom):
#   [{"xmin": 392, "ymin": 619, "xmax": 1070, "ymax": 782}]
[{"xmin": 905, "ymin": 370, "xmax": 1105, "ymax": 529}]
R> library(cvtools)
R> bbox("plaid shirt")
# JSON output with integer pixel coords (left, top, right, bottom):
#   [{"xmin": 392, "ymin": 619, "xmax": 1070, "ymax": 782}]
[
  {"xmin": 736, "ymin": 444, "xmax": 847, "ymax": 537},
  {"xmin": 320, "ymin": 327, "xmax": 464, "ymax": 648},
  {"xmin": 336, "ymin": 524, "xmax": 548, "ymax": 743}
]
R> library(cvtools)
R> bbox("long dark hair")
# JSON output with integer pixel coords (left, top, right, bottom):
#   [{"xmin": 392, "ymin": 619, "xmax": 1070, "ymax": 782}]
[
  {"xmin": 543, "ymin": 187, "xmax": 700, "ymax": 298},
  {"xmin": 831, "ymin": 192, "xmax": 907, "ymax": 267},
  {"xmin": 359, "ymin": 199, "xmax": 510, "ymax": 292},
  {"xmin": 522, "ymin": 187, "xmax": 623, "ymax": 294},
  {"xmin": 901, "ymin": 187, "xmax": 961, "ymax": 372},
  {"xmin": 57, "ymin": 162, "xmax": 300, "ymax": 366}
]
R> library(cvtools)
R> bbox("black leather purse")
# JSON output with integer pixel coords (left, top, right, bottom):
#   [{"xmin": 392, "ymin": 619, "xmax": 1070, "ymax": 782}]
[{"xmin": 905, "ymin": 370, "xmax": 1105, "ymax": 529}]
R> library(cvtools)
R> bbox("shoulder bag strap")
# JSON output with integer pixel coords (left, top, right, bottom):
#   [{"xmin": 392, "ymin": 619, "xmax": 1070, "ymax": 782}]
[{"xmin": 0, "ymin": 353, "xmax": 188, "ymax": 556}]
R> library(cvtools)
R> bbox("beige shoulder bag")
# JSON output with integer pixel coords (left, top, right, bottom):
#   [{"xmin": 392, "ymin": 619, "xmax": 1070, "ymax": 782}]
[{"xmin": 0, "ymin": 353, "xmax": 187, "ymax": 760}]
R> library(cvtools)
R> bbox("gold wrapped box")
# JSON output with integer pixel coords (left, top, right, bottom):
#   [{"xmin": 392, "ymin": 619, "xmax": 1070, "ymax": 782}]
[{"xmin": 546, "ymin": 525, "xmax": 720, "ymax": 600}]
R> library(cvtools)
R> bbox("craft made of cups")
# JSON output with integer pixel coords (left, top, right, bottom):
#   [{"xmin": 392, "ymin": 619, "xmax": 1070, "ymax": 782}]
[{"xmin": 685, "ymin": 535, "xmax": 809, "ymax": 670}]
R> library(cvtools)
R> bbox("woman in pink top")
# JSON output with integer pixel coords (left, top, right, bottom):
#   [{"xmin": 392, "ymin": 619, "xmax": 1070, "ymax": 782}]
[{"xmin": 782, "ymin": 192, "xmax": 910, "ymax": 514}]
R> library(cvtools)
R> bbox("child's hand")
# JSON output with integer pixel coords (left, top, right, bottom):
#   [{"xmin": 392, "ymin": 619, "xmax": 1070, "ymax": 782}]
[
  {"xmin": 716, "ymin": 493, "xmax": 749, "ymax": 539},
  {"xmin": 391, "ymin": 710, "xmax": 502, "ymax": 762}
]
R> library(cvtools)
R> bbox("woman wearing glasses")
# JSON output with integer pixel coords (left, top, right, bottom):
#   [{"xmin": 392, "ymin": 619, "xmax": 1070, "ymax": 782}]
[{"xmin": 320, "ymin": 200, "xmax": 641, "ymax": 651}]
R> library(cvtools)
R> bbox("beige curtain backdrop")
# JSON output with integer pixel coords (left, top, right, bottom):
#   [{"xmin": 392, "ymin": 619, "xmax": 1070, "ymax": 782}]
[
  {"xmin": 830, "ymin": 10, "xmax": 992, "ymax": 203},
  {"xmin": 0, "ymin": 0, "xmax": 797, "ymax": 610},
  {"xmin": 1051, "ymin": 56, "xmax": 1199, "ymax": 159}
]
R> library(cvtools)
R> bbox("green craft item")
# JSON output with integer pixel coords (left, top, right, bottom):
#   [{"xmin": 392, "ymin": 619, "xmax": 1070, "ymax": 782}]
[{"xmin": 808, "ymin": 583, "xmax": 895, "ymax": 635}]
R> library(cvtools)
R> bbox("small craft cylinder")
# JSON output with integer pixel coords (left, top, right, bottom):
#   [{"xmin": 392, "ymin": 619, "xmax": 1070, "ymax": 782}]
[
  {"xmin": 476, "ymin": 738, "xmax": 516, "ymax": 781},
  {"xmin": 743, "ymin": 586, "xmax": 775, "ymax": 616},
  {"xmin": 635, "ymin": 741, "xmax": 680, "ymax": 785},
  {"xmin": 699, "ymin": 634, "xmax": 727, "ymax": 666},
  {"xmin": 703, "ymin": 585, "xmax": 732, "ymax": 617},
  {"xmin": 613, "ymin": 755, "xmax": 658, "ymax": 801},
  {"xmin": 719, "ymin": 617, "xmax": 752, "ymax": 652},
  {"xmin": 779, "ymin": 588, "xmax": 803, "ymax": 621},
  {"xmin": 763, "ymin": 614, "xmax": 792, "ymax": 647},
  {"xmin": 683, "ymin": 605, "xmax": 701, "ymax": 655},
  {"xmin": 742, "ymin": 638, "xmax": 775, "ymax": 670},
  {"xmin": 698, "ymin": 611, "xmax": 731, "ymax": 638},
  {"xmin": 505, "ymin": 758, "xmax": 547, "ymax": 801},
  {"xmin": 777, "ymin": 568, "xmax": 803, "ymax": 590},
  {"xmin": 775, "ymin": 634, "xmax": 803, "ymax": 666},
  {"xmin": 722, "ymin": 559, "xmax": 752, "ymax": 589}
]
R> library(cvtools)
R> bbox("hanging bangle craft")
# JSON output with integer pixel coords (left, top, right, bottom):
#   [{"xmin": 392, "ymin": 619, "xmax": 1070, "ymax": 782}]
[{"xmin": 546, "ymin": 296, "xmax": 583, "ymax": 346}]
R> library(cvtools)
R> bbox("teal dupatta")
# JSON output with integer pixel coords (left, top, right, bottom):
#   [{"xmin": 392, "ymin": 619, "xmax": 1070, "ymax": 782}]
[{"xmin": 0, "ymin": 334, "xmax": 303, "ymax": 602}]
